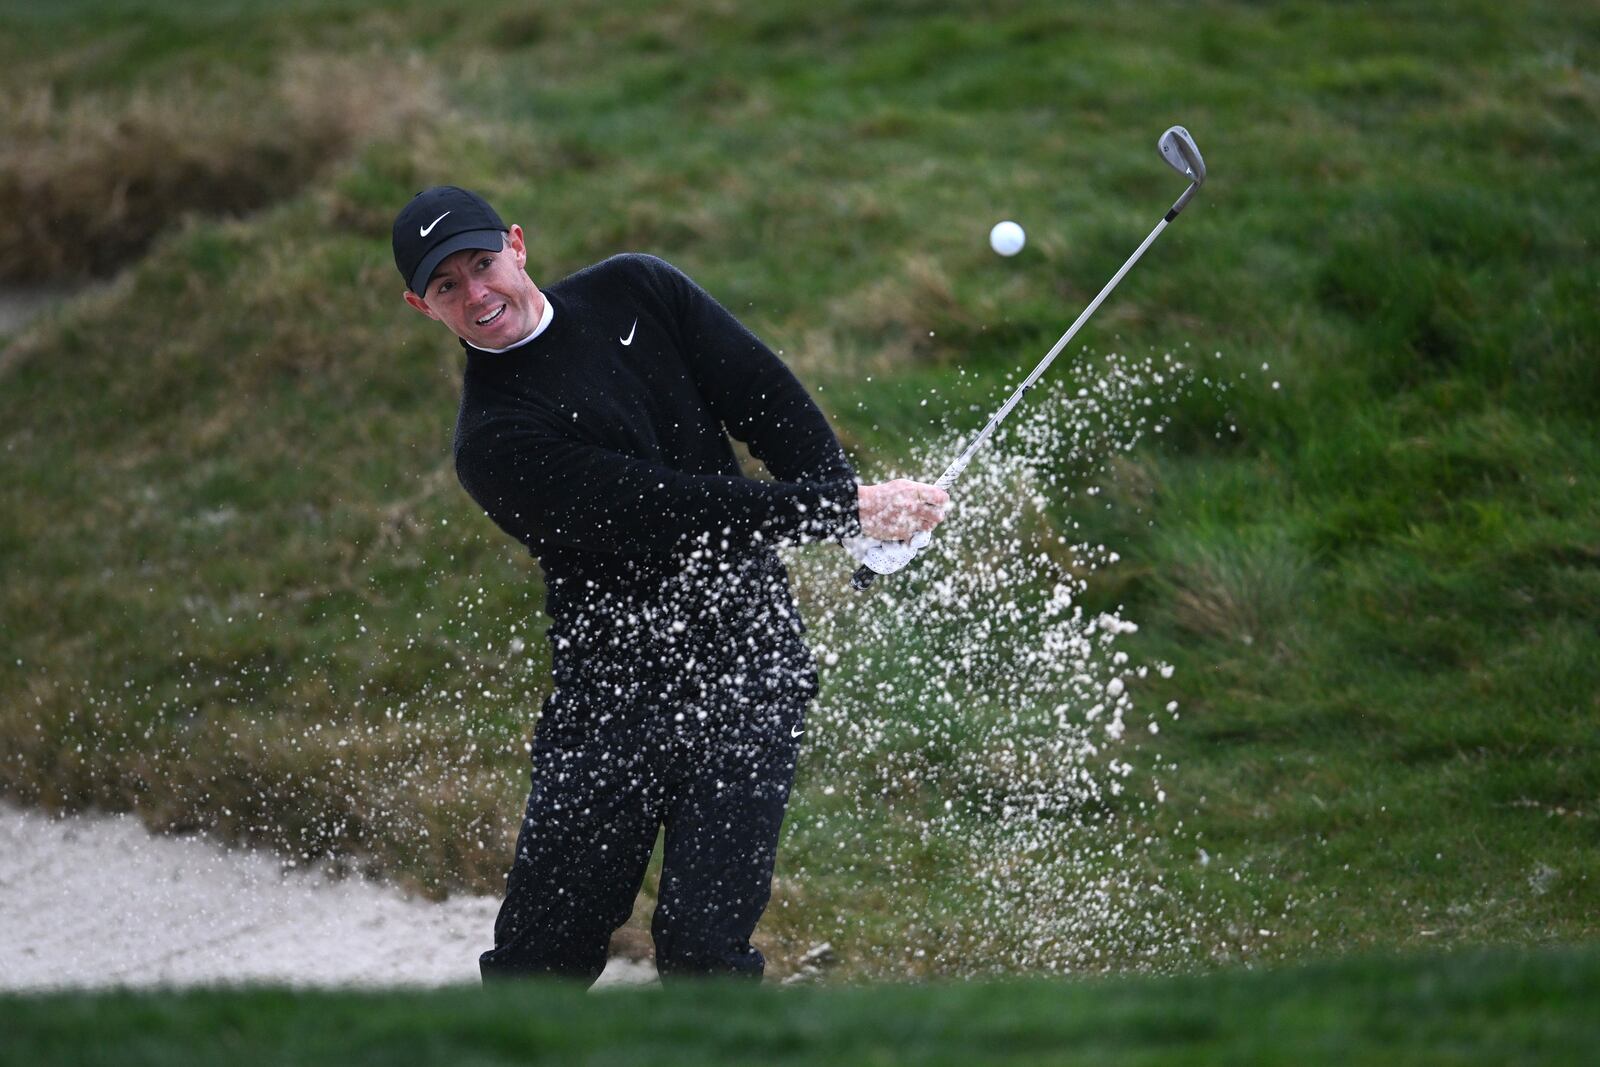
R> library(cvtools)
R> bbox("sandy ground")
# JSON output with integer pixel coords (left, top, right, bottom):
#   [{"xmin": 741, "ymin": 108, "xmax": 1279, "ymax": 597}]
[{"xmin": 0, "ymin": 804, "xmax": 657, "ymax": 992}]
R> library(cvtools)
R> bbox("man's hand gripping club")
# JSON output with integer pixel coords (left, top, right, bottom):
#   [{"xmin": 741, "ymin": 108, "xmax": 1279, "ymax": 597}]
[{"xmin": 845, "ymin": 479, "xmax": 949, "ymax": 583}]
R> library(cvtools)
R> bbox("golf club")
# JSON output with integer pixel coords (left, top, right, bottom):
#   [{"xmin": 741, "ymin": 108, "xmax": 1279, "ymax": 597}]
[{"xmin": 851, "ymin": 125, "xmax": 1207, "ymax": 591}]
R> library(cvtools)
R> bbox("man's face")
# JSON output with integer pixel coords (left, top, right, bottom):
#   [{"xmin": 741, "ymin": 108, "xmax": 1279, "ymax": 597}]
[{"xmin": 403, "ymin": 224, "xmax": 543, "ymax": 349}]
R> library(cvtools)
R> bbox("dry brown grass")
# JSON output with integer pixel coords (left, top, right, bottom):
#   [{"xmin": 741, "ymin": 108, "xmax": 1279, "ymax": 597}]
[{"xmin": 0, "ymin": 53, "xmax": 437, "ymax": 283}]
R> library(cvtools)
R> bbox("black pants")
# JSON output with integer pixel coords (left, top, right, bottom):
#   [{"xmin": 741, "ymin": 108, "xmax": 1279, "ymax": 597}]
[{"xmin": 479, "ymin": 642, "xmax": 813, "ymax": 986}]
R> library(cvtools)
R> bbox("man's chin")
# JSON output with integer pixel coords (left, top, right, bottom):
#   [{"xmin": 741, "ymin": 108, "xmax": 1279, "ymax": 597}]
[{"xmin": 464, "ymin": 313, "xmax": 522, "ymax": 348}]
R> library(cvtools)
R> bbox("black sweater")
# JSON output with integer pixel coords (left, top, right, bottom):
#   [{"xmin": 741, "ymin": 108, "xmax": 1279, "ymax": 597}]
[{"xmin": 453, "ymin": 254, "xmax": 859, "ymax": 652}]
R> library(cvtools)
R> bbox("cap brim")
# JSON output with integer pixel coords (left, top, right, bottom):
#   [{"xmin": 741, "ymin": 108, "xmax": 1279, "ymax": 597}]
[{"xmin": 409, "ymin": 229, "xmax": 506, "ymax": 298}]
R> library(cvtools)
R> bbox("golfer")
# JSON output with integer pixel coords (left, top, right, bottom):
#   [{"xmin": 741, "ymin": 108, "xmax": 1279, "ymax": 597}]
[{"xmin": 393, "ymin": 186, "xmax": 946, "ymax": 984}]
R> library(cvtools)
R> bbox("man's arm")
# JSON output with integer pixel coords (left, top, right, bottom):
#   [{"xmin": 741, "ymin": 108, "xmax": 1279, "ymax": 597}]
[
  {"xmin": 456, "ymin": 417, "xmax": 858, "ymax": 557},
  {"xmin": 631, "ymin": 257, "xmax": 949, "ymax": 542}
]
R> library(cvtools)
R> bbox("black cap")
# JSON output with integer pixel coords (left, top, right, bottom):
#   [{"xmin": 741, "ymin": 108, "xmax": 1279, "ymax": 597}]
[{"xmin": 392, "ymin": 186, "xmax": 508, "ymax": 298}]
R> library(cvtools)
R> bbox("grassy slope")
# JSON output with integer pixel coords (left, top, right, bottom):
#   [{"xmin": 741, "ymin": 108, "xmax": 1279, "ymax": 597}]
[
  {"xmin": 3, "ymin": 943, "xmax": 1598, "ymax": 1066},
  {"xmin": 1, "ymin": 0, "xmax": 1597, "ymax": 978}
]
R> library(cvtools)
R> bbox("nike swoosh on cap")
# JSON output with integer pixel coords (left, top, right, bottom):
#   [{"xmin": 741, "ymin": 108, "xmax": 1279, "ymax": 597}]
[
  {"xmin": 620, "ymin": 319, "xmax": 637, "ymax": 346},
  {"xmin": 420, "ymin": 211, "xmax": 450, "ymax": 237}
]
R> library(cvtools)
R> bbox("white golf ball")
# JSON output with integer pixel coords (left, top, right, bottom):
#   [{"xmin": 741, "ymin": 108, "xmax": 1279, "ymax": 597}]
[{"xmin": 989, "ymin": 220, "xmax": 1025, "ymax": 257}]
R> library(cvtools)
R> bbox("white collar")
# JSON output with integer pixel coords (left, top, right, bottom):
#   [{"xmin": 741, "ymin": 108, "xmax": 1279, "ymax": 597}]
[{"xmin": 468, "ymin": 294, "xmax": 554, "ymax": 354}]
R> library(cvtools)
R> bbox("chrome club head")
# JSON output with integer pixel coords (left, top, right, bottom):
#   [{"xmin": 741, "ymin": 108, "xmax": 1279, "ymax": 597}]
[{"xmin": 1158, "ymin": 125, "xmax": 1206, "ymax": 186}]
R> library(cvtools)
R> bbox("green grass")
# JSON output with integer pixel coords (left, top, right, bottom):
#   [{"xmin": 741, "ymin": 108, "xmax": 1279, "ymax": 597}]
[
  {"xmin": 1, "ymin": 0, "xmax": 1597, "ymax": 982},
  {"xmin": 4, "ymin": 943, "xmax": 1598, "ymax": 1066}
]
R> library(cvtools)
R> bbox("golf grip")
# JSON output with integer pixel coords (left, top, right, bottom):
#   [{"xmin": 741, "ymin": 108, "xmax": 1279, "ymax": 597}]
[{"xmin": 851, "ymin": 564, "xmax": 877, "ymax": 590}]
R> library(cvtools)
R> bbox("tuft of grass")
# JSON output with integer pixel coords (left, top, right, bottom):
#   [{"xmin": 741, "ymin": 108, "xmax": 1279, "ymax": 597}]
[{"xmin": 1153, "ymin": 530, "xmax": 1313, "ymax": 649}]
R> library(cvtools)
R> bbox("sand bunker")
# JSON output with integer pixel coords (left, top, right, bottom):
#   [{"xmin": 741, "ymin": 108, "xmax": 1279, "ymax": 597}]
[{"xmin": 0, "ymin": 804, "xmax": 655, "ymax": 991}]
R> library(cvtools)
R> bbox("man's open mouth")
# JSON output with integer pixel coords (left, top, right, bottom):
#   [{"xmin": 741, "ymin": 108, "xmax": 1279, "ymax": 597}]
[{"xmin": 476, "ymin": 304, "xmax": 507, "ymax": 327}]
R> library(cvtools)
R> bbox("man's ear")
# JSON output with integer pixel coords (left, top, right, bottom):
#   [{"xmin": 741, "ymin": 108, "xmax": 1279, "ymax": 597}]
[
  {"xmin": 506, "ymin": 225, "xmax": 527, "ymax": 270},
  {"xmin": 403, "ymin": 290, "xmax": 439, "ymax": 320}
]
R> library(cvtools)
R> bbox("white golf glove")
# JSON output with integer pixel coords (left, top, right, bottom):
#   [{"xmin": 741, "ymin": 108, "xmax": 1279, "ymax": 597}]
[{"xmin": 843, "ymin": 529, "xmax": 933, "ymax": 575}]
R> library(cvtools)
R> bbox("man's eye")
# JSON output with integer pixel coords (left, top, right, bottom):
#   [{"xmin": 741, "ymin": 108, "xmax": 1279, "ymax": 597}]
[
  {"xmin": 478, "ymin": 257, "xmax": 494, "ymax": 269},
  {"xmin": 438, "ymin": 281, "xmax": 454, "ymax": 293}
]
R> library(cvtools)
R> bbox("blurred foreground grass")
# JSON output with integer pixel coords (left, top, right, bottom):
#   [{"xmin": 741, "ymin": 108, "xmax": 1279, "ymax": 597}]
[
  {"xmin": 0, "ymin": 0, "xmax": 1596, "ymax": 979},
  {"xmin": 3, "ymin": 943, "xmax": 1598, "ymax": 1066}
]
